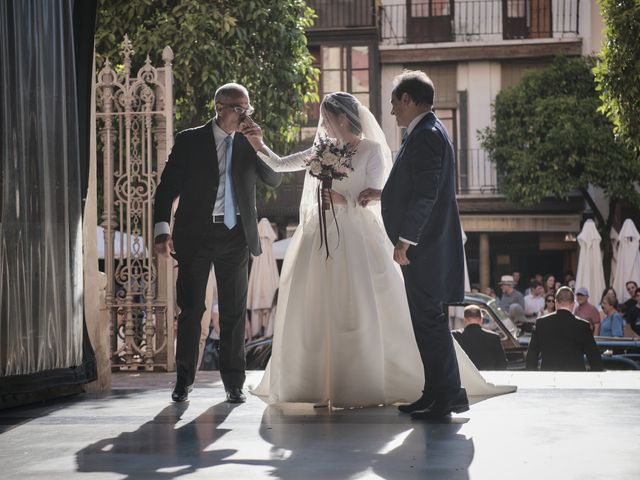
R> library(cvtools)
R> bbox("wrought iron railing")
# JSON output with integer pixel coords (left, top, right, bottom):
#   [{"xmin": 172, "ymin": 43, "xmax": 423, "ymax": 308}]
[
  {"xmin": 307, "ymin": 0, "xmax": 377, "ymax": 29},
  {"xmin": 379, "ymin": 0, "xmax": 580, "ymax": 45},
  {"xmin": 457, "ymin": 148, "xmax": 501, "ymax": 195}
]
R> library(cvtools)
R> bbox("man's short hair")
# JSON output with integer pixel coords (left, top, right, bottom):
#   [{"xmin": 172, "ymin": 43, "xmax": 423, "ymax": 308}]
[
  {"xmin": 214, "ymin": 83, "xmax": 250, "ymax": 103},
  {"xmin": 392, "ymin": 70, "xmax": 434, "ymax": 106},
  {"xmin": 463, "ymin": 305, "xmax": 482, "ymax": 319},
  {"xmin": 555, "ymin": 286, "xmax": 574, "ymax": 304}
]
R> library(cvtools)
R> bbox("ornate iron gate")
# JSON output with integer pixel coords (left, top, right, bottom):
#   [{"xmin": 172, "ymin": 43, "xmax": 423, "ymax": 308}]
[{"xmin": 95, "ymin": 35, "xmax": 176, "ymax": 371}]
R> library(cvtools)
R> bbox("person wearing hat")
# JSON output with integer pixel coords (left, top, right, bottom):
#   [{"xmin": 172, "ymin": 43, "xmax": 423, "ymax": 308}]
[
  {"xmin": 573, "ymin": 287, "xmax": 601, "ymax": 335},
  {"xmin": 496, "ymin": 275, "xmax": 524, "ymax": 314},
  {"xmin": 526, "ymin": 287, "xmax": 603, "ymax": 371}
]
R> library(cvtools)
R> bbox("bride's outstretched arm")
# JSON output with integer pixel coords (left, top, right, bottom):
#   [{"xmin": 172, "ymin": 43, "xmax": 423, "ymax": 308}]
[{"xmin": 241, "ymin": 118, "xmax": 309, "ymax": 172}]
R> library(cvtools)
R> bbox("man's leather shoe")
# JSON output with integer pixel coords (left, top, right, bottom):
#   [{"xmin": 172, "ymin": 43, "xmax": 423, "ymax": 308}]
[
  {"xmin": 171, "ymin": 384, "xmax": 193, "ymax": 402},
  {"xmin": 398, "ymin": 392, "xmax": 434, "ymax": 414},
  {"xmin": 226, "ymin": 388, "xmax": 246, "ymax": 404},
  {"xmin": 410, "ymin": 388, "xmax": 469, "ymax": 420}
]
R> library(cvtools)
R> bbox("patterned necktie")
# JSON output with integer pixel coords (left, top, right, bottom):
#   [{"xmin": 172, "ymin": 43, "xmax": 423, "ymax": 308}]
[{"xmin": 223, "ymin": 135, "xmax": 237, "ymax": 229}]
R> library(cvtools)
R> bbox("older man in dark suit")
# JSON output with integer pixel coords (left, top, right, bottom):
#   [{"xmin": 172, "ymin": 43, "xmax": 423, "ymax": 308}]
[
  {"xmin": 154, "ymin": 83, "xmax": 282, "ymax": 403},
  {"xmin": 381, "ymin": 70, "xmax": 467, "ymax": 420},
  {"xmin": 526, "ymin": 287, "xmax": 603, "ymax": 371},
  {"xmin": 453, "ymin": 305, "xmax": 507, "ymax": 370}
]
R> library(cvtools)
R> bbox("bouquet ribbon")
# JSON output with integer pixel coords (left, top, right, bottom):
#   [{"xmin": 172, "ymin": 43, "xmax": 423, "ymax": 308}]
[{"xmin": 317, "ymin": 177, "xmax": 340, "ymax": 259}]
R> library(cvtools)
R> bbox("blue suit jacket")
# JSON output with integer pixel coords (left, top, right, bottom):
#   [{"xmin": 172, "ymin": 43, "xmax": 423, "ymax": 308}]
[{"xmin": 381, "ymin": 112, "xmax": 464, "ymax": 304}]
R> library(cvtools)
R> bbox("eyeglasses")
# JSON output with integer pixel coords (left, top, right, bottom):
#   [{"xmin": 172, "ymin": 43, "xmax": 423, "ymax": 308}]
[{"xmin": 217, "ymin": 103, "xmax": 255, "ymax": 116}]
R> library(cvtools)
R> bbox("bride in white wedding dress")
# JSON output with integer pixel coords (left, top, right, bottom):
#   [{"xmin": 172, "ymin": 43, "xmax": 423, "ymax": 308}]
[{"xmin": 245, "ymin": 92, "xmax": 514, "ymax": 407}]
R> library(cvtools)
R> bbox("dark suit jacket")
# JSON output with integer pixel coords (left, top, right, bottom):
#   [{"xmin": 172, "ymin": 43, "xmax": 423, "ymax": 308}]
[
  {"xmin": 381, "ymin": 112, "xmax": 464, "ymax": 304},
  {"xmin": 453, "ymin": 324, "xmax": 507, "ymax": 370},
  {"xmin": 153, "ymin": 120, "xmax": 282, "ymax": 260},
  {"xmin": 526, "ymin": 309, "xmax": 603, "ymax": 371}
]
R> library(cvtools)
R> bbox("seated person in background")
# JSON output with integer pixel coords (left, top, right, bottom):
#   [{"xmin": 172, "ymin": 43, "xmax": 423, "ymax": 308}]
[
  {"xmin": 524, "ymin": 281, "xmax": 545, "ymax": 324},
  {"xmin": 600, "ymin": 295, "xmax": 624, "ymax": 337},
  {"xmin": 629, "ymin": 290, "xmax": 640, "ymax": 336},
  {"xmin": 526, "ymin": 287, "xmax": 603, "ymax": 372},
  {"xmin": 622, "ymin": 281, "xmax": 638, "ymax": 325},
  {"xmin": 573, "ymin": 287, "xmax": 601, "ymax": 335},
  {"xmin": 509, "ymin": 303, "xmax": 528, "ymax": 331},
  {"xmin": 453, "ymin": 305, "xmax": 507, "ymax": 371},
  {"xmin": 497, "ymin": 275, "xmax": 524, "ymax": 312}
]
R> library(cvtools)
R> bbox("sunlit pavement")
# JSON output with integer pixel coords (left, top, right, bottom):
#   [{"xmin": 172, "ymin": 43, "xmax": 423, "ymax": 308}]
[{"xmin": 1, "ymin": 371, "xmax": 639, "ymax": 479}]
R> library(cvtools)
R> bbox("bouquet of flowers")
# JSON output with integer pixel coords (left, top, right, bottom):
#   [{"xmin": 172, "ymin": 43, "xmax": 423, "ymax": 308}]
[
  {"xmin": 306, "ymin": 134, "xmax": 357, "ymax": 187},
  {"xmin": 305, "ymin": 134, "xmax": 358, "ymax": 258}
]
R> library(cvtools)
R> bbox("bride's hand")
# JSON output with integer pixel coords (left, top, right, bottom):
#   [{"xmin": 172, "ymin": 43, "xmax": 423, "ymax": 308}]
[
  {"xmin": 322, "ymin": 188, "xmax": 347, "ymax": 205},
  {"xmin": 357, "ymin": 188, "xmax": 381, "ymax": 207}
]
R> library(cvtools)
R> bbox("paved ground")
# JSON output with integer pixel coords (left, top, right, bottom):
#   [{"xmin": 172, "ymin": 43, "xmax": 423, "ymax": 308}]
[{"xmin": 1, "ymin": 371, "xmax": 639, "ymax": 479}]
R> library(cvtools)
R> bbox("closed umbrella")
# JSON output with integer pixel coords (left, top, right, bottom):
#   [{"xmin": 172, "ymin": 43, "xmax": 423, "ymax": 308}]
[
  {"xmin": 612, "ymin": 219, "xmax": 640, "ymax": 302},
  {"xmin": 575, "ymin": 220, "xmax": 606, "ymax": 305},
  {"xmin": 247, "ymin": 218, "xmax": 280, "ymax": 337},
  {"xmin": 609, "ymin": 227, "xmax": 619, "ymax": 286}
]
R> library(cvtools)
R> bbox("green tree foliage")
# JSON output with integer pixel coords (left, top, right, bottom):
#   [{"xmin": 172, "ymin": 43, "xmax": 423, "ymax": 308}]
[
  {"xmin": 480, "ymin": 56, "xmax": 639, "ymax": 281},
  {"xmin": 594, "ymin": 0, "xmax": 640, "ymax": 158},
  {"xmin": 95, "ymin": 0, "xmax": 319, "ymax": 153}
]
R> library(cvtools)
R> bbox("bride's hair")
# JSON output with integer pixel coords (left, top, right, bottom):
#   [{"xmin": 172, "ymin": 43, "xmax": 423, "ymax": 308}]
[{"xmin": 321, "ymin": 92, "xmax": 362, "ymax": 135}]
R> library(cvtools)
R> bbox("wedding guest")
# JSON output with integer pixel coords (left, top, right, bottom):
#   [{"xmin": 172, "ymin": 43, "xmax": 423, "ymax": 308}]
[
  {"xmin": 542, "ymin": 294, "xmax": 556, "ymax": 316},
  {"xmin": 508, "ymin": 303, "xmax": 527, "ymax": 329},
  {"xmin": 597, "ymin": 287, "xmax": 618, "ymax": 319},
  {"xmin": 544, "ymin": 274, "xmax": 556, "ymax": 295},
  {"xmin": 574, "ymin": 287, "xmax": 601, "ymax": 335},
  {"xmin": 482, "ymin": 286, "xmax": 497, "ymax": 299},
  {"xmin": 497, "ymin": 275, "xmax": 524, "ymax": 312},
  {"xmin": 453, "ymin": 305, "xmax": 507, "ymax": 370},
  {"xmin": 622, "ymin": 281, "xmax": 638, "ymax": 322},
  {"xmin": 512, "ymin": 271, "xmax": 522, "ymax": 292},
  {"xmin": 627, "ymin": 290, "xmax": 640, "ymax": 335},
  {"xmin": 600, "ymin": 296, "xmax": 624, "ymax": 337},
  {"xmin": 526, "ymin": 287, "xmax": 603, "ymax": 371},
  {"xmin": 524, "ymin": 281, "xmax": 545, "ymax": 323}
]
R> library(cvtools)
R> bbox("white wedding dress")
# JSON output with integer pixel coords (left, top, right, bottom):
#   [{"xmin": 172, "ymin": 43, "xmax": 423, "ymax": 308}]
[{"xmin": 252, "ymin": 139, "xmax": 515, "ymax": 407}]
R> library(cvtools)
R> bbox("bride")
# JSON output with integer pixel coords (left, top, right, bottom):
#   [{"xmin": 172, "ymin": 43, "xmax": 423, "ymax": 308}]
[{"xmin": 242, "ymin": 92, "xmax": 514, "ymax": 407}]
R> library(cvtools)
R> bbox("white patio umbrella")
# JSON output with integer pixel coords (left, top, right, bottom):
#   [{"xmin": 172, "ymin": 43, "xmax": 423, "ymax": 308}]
[
  {"xmin": 272, "ymin": 236, "xmax": 292, "ymax": 260},
  {"xmin": 609, "ymin": 227, "xmax": 619, "ymax": 286},
  {"xmin": 612, "ymin": 219, "xmax": 640, "ymax": 302},
  {"xmin": 96, "ymin": 226, "xmax": 148, "ymax": 260},
  {"xmin": 575, "ymin": 220, "xmax": 606, "ymax": 304},
  {"xmin": 247, "ymin": 218, "xmax": 280, "ymax": 337}
]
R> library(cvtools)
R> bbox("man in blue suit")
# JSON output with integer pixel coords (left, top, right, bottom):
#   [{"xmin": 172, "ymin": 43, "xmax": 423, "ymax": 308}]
[{"xmin": 381, "ymin": 71, "xmax": 468, "ymax": 420}]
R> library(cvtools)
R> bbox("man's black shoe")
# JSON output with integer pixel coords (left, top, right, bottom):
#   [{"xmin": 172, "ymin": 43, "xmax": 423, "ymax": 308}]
[
  {"xmin": 171, "ymin": 384, "xmax": 193, "ymax": 402},
  {"xmin": 410, "ymin": 388, "xmax": 469, "ymax": 420},
  {"xmin": 398, "ymin": 392, "xmax": 434, "ymax": 414},
  {"xmin": 226, "ymin": 388, "xmax": 246, "ymax": 404}
]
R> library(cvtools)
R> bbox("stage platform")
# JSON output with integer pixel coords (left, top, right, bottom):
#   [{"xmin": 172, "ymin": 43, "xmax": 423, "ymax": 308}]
[{"xmin": 1, "ymin": 371, "xmax": 639, "ymax": 479}]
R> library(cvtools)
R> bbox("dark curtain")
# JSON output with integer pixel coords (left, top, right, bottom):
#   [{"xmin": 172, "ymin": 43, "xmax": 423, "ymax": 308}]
[{"xmin": 0, "ymin": 0, "xmax": 98, "ymax": 400}]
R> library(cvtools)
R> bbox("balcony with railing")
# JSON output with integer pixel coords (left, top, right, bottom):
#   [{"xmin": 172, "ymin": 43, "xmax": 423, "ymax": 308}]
[
  {"xmin": 457, "ymin": 148, "xmax": 501, "ymax": 195},
  {"xmin": 307, "ymin": 0, "xmax": 377, "ymax": 30},
  {"xmin": 380, "ymin": 0, "xmax": 580, "ymax": 45}
]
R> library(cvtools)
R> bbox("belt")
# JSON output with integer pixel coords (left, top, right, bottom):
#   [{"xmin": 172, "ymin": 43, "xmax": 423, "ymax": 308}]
[{"xmin": 212, "ymin": 214, "xmax": 240, "ymax": 223}]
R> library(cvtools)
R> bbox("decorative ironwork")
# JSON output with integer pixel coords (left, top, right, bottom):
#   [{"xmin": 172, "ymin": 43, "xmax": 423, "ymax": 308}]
[{"xmin": 96, "ymin": 35, "xmax": 176, "ymax": 371}]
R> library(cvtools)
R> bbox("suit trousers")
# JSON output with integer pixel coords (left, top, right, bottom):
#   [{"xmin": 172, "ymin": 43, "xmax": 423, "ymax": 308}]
[
  {"xmin": 175, "ymin": 222, "xmax": 249, "ymax": 390},
  {"xmin": 401, "ymin": 259, "xmax": 461, "ymax": 400}
]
